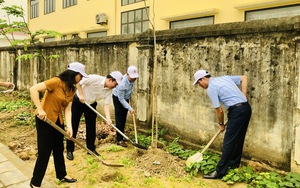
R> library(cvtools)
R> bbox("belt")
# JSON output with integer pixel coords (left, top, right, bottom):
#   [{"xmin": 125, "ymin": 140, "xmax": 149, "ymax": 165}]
[{"xmin": 228, "ymin": 102, "xmax": 248, "ymax": 111}]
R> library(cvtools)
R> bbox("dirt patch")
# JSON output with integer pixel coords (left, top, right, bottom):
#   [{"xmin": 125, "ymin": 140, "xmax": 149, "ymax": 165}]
[{"xmin": 0, "ymin": 91, "xmax": 247, "ymax": 188}]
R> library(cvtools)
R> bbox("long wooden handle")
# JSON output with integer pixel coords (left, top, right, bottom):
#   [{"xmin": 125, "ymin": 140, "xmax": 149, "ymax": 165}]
[
  {"xmin": 200, "ymin": 129, "xmax": 221, "ymax": 154},
  {"xmin": 44, "ymin": 118, "xmax": 124, "ymax": 167},
  {"xmin": 132, "ymin": 113, "xmax": 138, "ymax": 144},
  {"xmin": 84, "ymin": 102, "xmax": 148, "ymax": 150}
]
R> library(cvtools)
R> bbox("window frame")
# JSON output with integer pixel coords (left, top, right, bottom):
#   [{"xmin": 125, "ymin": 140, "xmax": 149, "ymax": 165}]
[
  {"xmin": 44, "ymin": 0, "xmax": 55, "ymax": 15},
  {"xmin": 170, "ymin": 16, "xmax": 214, "ymax": 29},
  {"xmin": 63, "ymin": 0, "xmax": 77, "ymax": 9},
  {"xmin": 44, "ymin": 37, "xmax": 55, "ymax": 42},
  {"xmin": 121, "ymin": 7, "xmax": 149, "ymax": 35},
  {"xmin": 87, "ymin": 31, "xmax": 107, "ymax": 38},
  {"xmin": 30, "ymin": 0, "xmax": 39, "ymax": 19},
  {"xmin": 245, "ymin": 4, "xmax": 300, "ymax": 21},
  {"xmin": 121, "ymin": 0, "xmax": 143, "ymax": 6}
]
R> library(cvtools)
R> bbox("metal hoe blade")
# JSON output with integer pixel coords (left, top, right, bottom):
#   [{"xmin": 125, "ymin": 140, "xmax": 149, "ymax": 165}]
[
  {"xmin": 186, "ymin": 129, "xmax": 221, "ymax": 167},
  {"xmin": 45, "ymin": 118, "xmax": 124, "ymax": 167},
  {"xmin": 85, "ymin": 102, "xmax": 148, "ymax": 150}
]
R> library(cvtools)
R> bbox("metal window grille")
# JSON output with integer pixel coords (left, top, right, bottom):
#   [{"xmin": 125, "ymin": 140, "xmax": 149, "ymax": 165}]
[
  {"xmin": 30, "ymin": 0, "xmax": 39, "ymax": 19},
  {"xmin": 44, "ymin": 0, "xmax": 55, "ymax": 14},
  {"xmin": 121, "ymin": 7, "xmax": 149, "ymax": 34},
  {"xmin": 170, "ymin": 16, "xmax": 214, "ymax": 29},
  {"xmin": 63, "ymin": 0, "xmax": 77, "ymax": 9},
  {"xmin": 121, "ymin": 0, "xmax": 142, "ymax": 6}
]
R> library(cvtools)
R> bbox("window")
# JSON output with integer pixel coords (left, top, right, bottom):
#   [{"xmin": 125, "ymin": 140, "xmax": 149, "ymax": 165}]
[
  {"xmin": 170, "ymin": 16, "xmax": 214, "ymax": 29},
  {"xmin": 44, "ymin": 37, "xmax": 55, "ymax": 42},
  {"xmin": 122, "ymin": 0, "xmax": 142, "ymax": 6},
  {"xmin": 63, "ymin": 0, "xmax": 77, "ymax": 9},
  {"xmin": 61, "ymin": 35, "xmax": 67, "ymax": 40},
  {"xmin": 245, "ymin": 4, "xmax": 300, "ymax": 21},
  {"xmin": 71, "ymin": 34, "xmax": 78, "ymax": 39},
  {"xmin": 44, "ymin": 0, "xmax": 55, "ymax": 14},
  {"xmin": 87, "ymin": 32, "xmax": 107, "ymax": 38},
  {"xmin": 30, "ymin": 0, "xmax": 39, "ymax": 19},
  {"xmin": 121, "ymin": 8, "xmax": 149, "ymax": 34}
]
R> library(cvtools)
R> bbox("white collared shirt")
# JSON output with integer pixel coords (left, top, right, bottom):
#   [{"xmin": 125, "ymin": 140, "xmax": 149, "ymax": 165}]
[{"xmin": 76, "ymin": 74, "xmax": 112, "ymax": 104}]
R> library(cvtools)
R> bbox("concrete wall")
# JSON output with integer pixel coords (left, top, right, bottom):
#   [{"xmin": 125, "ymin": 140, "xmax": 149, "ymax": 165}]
[{"xmin": 1, "ymin": 16, "xmax": 300, "ymax": 172}]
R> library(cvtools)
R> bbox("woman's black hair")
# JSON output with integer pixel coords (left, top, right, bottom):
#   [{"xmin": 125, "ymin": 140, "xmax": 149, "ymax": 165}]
[{"xmin": 58, "ymin": 70, "xmax": 78, "ymax": 92}]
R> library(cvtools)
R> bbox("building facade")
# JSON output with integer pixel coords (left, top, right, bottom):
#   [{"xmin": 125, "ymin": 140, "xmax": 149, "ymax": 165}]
[{"xmin": 27, "ymin": 0, "xmax": 300, "ymax": 42}]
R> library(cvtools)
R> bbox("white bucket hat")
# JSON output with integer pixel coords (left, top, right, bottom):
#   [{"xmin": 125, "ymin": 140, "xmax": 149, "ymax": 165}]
[
  {"xmin": 110, "ymin": 71, "xmax": 123, "ymax": 85},
  {"xmin": 127, "ymin": 66, "xmax": 139, "ymax": 78},
  {"xmin": 68, "ymin": 62, "xmax": 88, "ymax": 77},
  {"xmin": 193, "ymin": 70, "xmax": 210, "ymax": 85}
]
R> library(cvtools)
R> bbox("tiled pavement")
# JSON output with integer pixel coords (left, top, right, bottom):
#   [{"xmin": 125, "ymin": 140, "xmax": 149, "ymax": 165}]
[{"xmin": 0, "ymin": 142, "xmax": 56, "ymax": 188}]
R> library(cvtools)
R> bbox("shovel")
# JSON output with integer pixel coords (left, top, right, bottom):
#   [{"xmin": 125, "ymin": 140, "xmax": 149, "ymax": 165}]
[
  {"xmin": 85, "ymin": 102, "xmax": 148, "ymax": 150},
  {"xmin": 44, "ymin": 118, "xmax": 124, "ymax": 167},
  {"xmin": 132, "ymin": 113, "xmax": 138, "ymax": 144},
  {"xmin": 185, "ymin": 129, "xmax": 222, "ymax": 167}
]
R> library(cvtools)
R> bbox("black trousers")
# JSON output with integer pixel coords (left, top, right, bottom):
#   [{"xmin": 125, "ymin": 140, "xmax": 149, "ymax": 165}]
[
  {"xmin": 112, "ymin": 95, "xmax": 129, "ymax": 142},
  {"xmin": 30, "ymin": 117, "xmax": 67, "ymax": 187},
  {"xmin": 216, "ymin": 102, "xmax": 252, "ymax": 176},
  {"xmin": 66, "ymin": 95, "xmax": 97, "ymax": 152}
]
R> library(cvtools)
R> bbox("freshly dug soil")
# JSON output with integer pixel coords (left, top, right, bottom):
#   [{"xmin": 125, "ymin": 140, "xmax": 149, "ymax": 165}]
[{"xmin": 0, "ymin": 91, "xmax": 247, "ymax": 188}]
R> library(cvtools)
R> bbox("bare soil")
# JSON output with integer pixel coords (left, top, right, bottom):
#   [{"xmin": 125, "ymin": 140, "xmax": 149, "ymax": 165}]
[{"xmin": 0, "ymin": 91, "xmax": 247, "ymax": 188}]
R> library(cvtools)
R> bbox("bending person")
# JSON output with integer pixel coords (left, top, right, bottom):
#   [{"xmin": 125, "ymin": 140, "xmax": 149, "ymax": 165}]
[
  {"xmin": 113, "ymin": 66, "xmax": 139, "ymax": 147},
  {"xmin": 29, "ymin": 62, "xmax": 88, "ymax": 188},
  {"xmin": 66, "ymin": 71, "xmax": 123, "ymax": 160},
  {"xmin": 193, "ymin": 70, "xmax": 251, "ymax": 179}
]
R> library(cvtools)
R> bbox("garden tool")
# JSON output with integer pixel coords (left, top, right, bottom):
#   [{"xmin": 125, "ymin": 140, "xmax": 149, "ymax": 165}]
[
  {"xmin": 132, "ymin": 113, "xmax": 138, "ymax": 144},
  {"xmin": 45, "ymin": 118, "xmax": 124, "ymax": 167},
  {"xmin": 0, "ymin": 83, "xmax": 15, "ymax": 93},
  {"xmin": 85, "ymin": 102, "xmax": 148, "ymax": 150},
  {"xmin": 130, "ymin": 100, "xmax": 138, "ymax": 144},
  {"xmin": 186, "ymin": 127, "xmax": 223, "ymax": 166}
]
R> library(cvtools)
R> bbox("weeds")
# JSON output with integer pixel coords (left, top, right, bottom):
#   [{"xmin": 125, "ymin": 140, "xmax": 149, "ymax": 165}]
[{"xmin": 0, "ymin": 99, "xmax": 30, "ymax": 112}]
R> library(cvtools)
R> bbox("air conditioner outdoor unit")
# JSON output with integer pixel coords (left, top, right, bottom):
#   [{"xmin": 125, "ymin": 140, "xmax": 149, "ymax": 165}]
[{"xmin": 95, "ymin": 13, "xmax": 107, "ymax": 24}]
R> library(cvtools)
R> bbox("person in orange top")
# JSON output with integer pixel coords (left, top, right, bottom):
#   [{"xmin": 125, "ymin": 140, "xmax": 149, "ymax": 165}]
[{"xmin": 29, "ymin": 62, "xmax": 88, "ymax": 188}]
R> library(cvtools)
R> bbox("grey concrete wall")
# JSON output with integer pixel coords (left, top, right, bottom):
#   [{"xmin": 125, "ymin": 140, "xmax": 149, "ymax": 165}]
[{"xmin": 1, "ymin": 16, "xmax": 300, "ymax": 172}]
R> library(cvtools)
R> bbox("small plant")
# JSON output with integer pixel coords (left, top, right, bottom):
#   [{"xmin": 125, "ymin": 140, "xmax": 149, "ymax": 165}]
[
  {"xmin": 0, "ymin": 99, "xmax": 30, "ymax": 112},
  {"xmin": 137, "ymin": 134, "xmax": 152, "ymax": 148},
  {"xmin": 106, "ymin": 145, "xmax": 125, "ymax": 152},
  {"xmin": 121, "ymin": 157, "xmax": 135, "ymax": 167},
  {"xmin": 166, "ymin": 137, "xmax": 195, "ymax": 160},
  {"xmin": 14, "ymin": 111, "xmax": 31, "ymax": 125}
]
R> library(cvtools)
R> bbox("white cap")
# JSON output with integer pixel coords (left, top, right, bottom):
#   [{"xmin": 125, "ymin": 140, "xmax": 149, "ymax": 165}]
[
  {"xmin": 193, "ymin": 70, "xmax": 210, "ymax": 85},
  {"xmin": 68, "ymin": 62, "xmax": 88, "ymax": 77},
  {"xmin": 127, "ymin": 66, "xmax": 139, "ymax": 78},
  {"xmin": 110, "ymin": 71, "xmax": 123, "ymax": 85}
]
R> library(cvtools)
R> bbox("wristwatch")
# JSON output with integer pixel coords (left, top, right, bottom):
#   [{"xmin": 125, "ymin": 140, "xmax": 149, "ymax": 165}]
[{"xmin": 219, "ymin": 122, "xmax": 224, "ymax": 125}]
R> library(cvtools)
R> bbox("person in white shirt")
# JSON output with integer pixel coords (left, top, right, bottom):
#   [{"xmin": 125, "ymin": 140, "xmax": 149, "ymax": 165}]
[{"xmin": 66, "ymin": 71, "xmax": 123, "ymax": 160}]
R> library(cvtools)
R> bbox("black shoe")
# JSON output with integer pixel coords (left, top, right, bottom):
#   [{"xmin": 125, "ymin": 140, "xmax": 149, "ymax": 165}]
[
  {"xmin": 87, "ymin": 150, "xmax": 100, "ymax": 156},
  {"xmin": 66, "ymin": 151, "xmax": 73, "ymax": 161},
  {"xmin": 117, "ymin": 141, "xmax": 127, "ymax": 147},
  {"xmin": 202, "ymin": 171, "xmax": 223, "ymax": 179},
  {"xmin": 59, "ymin": 177, "xmax": 77, "ymax": 183}
]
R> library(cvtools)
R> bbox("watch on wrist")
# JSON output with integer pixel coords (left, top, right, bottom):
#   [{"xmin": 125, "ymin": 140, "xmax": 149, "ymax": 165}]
[{"xmin": 219, "ymin": 122, "xmax": 224, "ymax": 125}]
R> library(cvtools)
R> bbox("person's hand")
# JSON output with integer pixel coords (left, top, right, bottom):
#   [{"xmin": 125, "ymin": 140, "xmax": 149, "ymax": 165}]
[
  {"xmin": 78, "ymin": 95, "xmax": 85, "ymax": 103},
  {"xmin": 1, "ymin": 82, "xmax": 13, "ymax": 88},
  {"xmin": 66, "ymin": 127, "xmax": 73, "ymax": 139},
  {"xmin": 36, "ymin": 109, "xmax": 47, "ymax": 121},
  {"xmin": 106, "ymin": 118, "xmax": 112, "ymax": 125},
  {"xmin": 130, "ymin": 109, "xmax": 135, "ymax": 115},
  {"xmin": 219, "ymin": 124, "xmax": 225, "ymax": 133}
]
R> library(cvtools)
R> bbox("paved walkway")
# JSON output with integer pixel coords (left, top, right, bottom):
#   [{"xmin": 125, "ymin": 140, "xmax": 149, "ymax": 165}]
[{"xmin": 0, "ymin": 142, "xmax": 55, "ymax": 188}]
